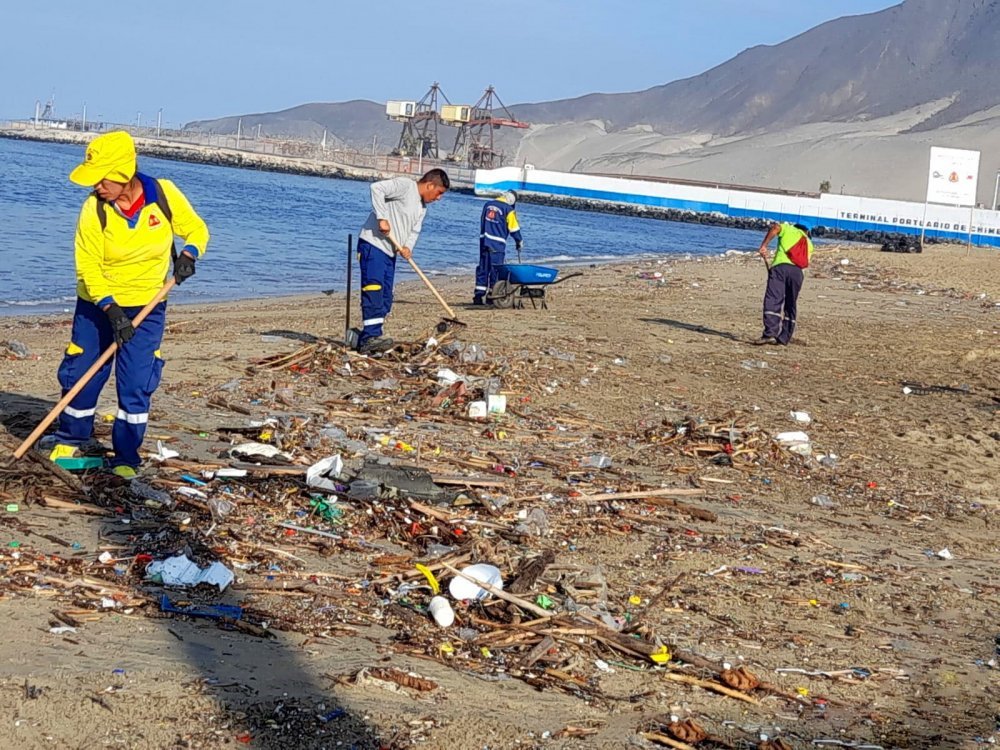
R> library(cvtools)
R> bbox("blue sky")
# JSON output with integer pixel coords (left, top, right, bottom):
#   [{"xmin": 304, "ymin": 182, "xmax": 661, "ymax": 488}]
[{"xmin": 1, "ymin": 0, "xmax": 898, "ymax": 127}]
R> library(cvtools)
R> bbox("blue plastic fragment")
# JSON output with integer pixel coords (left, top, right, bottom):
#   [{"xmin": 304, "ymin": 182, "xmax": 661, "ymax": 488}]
[
  {"xmin": 318, "ymin": 708, "xmax": 346, "ymax": 723},
  {"xmin": 180, "ymin": 475, "xmax": 208, "ymax": 487},
  {"xmin": 160, "ymin": 594, "xmax": 243, "ymax": 621}
]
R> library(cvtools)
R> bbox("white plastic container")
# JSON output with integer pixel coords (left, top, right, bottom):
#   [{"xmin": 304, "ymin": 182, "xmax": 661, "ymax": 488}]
[
  {"xmin": 448, "ymin": 564, "xmax": 503, "ymax": 601},
  {"xmin": 487, "ymin": 394, "xmax": 507, "ymax": 414},
  {"xmin": 428, "ymin": 596, "xmax": 455, "ymax": 627},
  {"xmin": 468, "ymin": 401, "xmax": 487, "ymax": 418}
]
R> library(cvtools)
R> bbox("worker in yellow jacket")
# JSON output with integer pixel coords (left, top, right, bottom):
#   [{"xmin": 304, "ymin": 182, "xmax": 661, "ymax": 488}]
[{"xmin": 41, "ymin": 131, "xmax": 209, "ymax": 478}]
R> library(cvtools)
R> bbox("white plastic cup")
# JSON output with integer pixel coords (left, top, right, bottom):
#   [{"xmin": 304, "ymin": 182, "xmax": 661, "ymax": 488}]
[
  {"xmin": 487, "ymin": 394, "xmax": 507, "ymax": 414},
  {"xmin": 468, "ymin": 401, "xmax": 487, "ymax": 418},
  {"xmin": 428, "ymin": 596, "xmax": 455, "ymax": 627}
]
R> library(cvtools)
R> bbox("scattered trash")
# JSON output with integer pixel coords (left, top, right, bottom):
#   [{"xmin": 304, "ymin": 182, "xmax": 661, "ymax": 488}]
[
  {"xmin": 936, "ymin": 548, "xmax": 954, "ymax": 560},
  {"xmin": 468, "ymin": 401, "xmax": 487, "ymax": 418},
  {"xmin": 428, "ymin": 596, "xmax": 455, "ymax": 627},
  {"xmin": 789, "ymin": 411, "xmax": 812, "ymax": 424},
  {"xmin": 487, "ymin": 394, "xmax": 507, "ymax": 414},
  {"xmin": 146, "ymin": 554, "xmax": 235, "ymax": 591},
  {"xmin": 580, "ymin": 454, "xmax": 612, "ymax": 469},
  {"xmin": 448, "ymin": 564, "xmax": 503, "ymax": 601},
  {"xmin": 810, "ymin": 495, "xmax": 835, "ymax": 508},
  {"xmin": 305, "ymin": 455, "xmax": 344, "ymax": 492},
  {"xmin": 775, "ymin": 431, "xmax": 811, "ymax": 456},
  {"xmin": 159, "ymin": 594, "xmax": 243, "ymax": 621},
  {"xmin": 1, "ymin": 340, "xmax": 30, "ymax": 359}
]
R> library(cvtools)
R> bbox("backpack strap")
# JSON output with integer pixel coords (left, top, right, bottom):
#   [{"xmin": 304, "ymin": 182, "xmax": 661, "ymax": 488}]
[{"xmin": 92, "ymin": 178, "xmax": 177, "ymax": 261}]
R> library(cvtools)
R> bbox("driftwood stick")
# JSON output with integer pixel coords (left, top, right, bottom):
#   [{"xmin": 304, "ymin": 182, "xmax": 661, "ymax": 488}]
[
  {"xmin": 641, "ymin": 733, "xmax": 698, "ymax": 750},
  {"xmin": 441, "ymin": 562, "xmax": 552, "ymax": 618},
  {"xmin": 575, "ymin": 488, "xmax": 706, "ymax": 502},
  {"xmin": 660, "ymin": 672, "xmax": 759, "ymax": 704}
]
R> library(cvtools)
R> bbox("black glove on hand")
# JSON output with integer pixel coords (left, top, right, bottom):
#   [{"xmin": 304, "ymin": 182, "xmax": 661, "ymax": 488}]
[
  {"xmin": 105, "ymin": 304, "xmax": 135, "ymax": 346},
  {"xmin": 174, "ymin": 252, "xmax": 196, "ymax": 285}
]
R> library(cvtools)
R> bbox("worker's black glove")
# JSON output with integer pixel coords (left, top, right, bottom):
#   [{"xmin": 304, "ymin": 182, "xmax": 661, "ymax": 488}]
[
  {"xmin": 515, "ymin": 242, "xmax": 524, "ymax": 251},
  {"xmin": 174, "ymin": 252, "xmax": 196, "ymax": 285},
  {"xmin": 105, "ymin": 304, "xmax": 135, "ymax": 347}
]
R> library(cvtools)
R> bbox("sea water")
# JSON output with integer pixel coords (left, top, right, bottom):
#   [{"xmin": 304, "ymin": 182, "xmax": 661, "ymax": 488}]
[{"xmin": 0, "ymin": 137, "xmax": 765, "ymax": 315}]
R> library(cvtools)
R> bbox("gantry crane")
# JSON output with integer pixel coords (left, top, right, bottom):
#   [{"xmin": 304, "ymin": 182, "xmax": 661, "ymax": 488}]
[
  {"xmin": 386, "ymin": 82, "xmax": 450, "ymax": 160},
  {"xmin": 446, "ymin": 86, "xmax": 529, "ymax": 169}
]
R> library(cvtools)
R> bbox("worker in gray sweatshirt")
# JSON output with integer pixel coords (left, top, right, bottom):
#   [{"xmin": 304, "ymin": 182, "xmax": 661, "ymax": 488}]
[{"xmin": 356, "ymin": 169, "xmax": 450, "ymax": 354}]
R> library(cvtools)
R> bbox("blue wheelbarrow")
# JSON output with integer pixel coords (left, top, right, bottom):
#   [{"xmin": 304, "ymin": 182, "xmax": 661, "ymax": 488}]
[{"xmin": 487, "ymin": 259, "xmax": 583, "ymax": 310}]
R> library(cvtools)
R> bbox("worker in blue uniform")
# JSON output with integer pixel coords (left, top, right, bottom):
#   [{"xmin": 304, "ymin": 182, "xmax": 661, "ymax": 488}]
[{"xmin": 474, "ymin": 190, "xmax": 523, "ymax": 305}]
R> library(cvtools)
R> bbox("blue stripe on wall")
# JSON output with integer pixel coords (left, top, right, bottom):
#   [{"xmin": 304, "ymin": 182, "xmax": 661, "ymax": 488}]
[{"xmin": 476, "ymin": 178, "xmax": 1000, "ymax": 248}]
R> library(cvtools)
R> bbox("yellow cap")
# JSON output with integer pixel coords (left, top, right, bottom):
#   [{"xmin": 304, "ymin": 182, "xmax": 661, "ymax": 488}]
[{"xmin": 69, "ymin": 131, "xmax": 137, "ymax": 186}]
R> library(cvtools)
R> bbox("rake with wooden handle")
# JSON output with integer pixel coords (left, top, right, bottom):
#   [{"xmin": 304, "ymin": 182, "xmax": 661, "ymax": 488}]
[{"xmin": 384, "ymin": 232, "xmax": 466, "ymax": 332}]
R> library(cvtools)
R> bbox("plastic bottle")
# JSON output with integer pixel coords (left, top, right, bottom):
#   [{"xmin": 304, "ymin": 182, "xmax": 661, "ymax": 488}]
[{"xmin": 581, "ymin": 454, "xmax": 612, "ymax": 469}]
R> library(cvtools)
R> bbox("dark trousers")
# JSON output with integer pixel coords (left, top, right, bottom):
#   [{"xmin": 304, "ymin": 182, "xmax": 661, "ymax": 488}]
[
  {"xmin": 358, "ymin": 239, "xmax": 396, "ymax": 344},
  {"xmin": 474, "ymin": 241, "xmax": 506, "ymax": 302},
  {"xmin": 762, "ymin": 263, "xmax": 803, "ymax": 345},
  {"xmin": 53, "ymin": 297, "xmax": 167, "ymax": 468}
]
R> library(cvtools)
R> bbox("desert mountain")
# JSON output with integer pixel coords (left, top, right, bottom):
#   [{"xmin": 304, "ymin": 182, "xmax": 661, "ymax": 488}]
[{"xmin": 185, "ymin": 0, "xmax": 1000, "ymax": 202}]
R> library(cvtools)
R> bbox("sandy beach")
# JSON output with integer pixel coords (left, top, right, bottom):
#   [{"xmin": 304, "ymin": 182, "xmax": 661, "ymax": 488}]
[{"xmin": 0, "ymin": 242, "xmax": 997, "ymax": 749}]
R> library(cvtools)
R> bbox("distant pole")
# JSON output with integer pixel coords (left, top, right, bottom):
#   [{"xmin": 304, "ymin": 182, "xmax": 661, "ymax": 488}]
[
  {"xmin": 321, "ymin": 129, "xmax": 327, "ymax": 151},
  {"xmin": 34, "ymin": 100, "xmax": 40, "ymax": 126},
  {"xmin": 256, "ymin": 123, "xmax": 262, "ymax": 139},
  {"xmin": 919, "ymin": 200, "xmax": 930, "ymax": 248},
  {"xmin": 372, "ymin": 134, "xmax": 377, "ymax": 156},
  {"xmin": 236, "ymin": 118, "xmax": 242, "ymax": 149},
  {"xmin": 992, "ymin": 171, "xmax": 999, "ymax": 211},
  {"xmin": 157, "ymin": 108, "xmax": 162, "ymax": 137},
  {"xmin": 82, "ymin": 102, "xmax": 86, "ymax": 131},
  {"xmin": 967, "ymin": 204, "xmax": 974, "ymax": 255}
]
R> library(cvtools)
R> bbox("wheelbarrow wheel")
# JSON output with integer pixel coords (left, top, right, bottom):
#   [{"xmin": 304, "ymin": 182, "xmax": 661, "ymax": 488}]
[{"xmin": 489, "ymin": 280, "xmax": 515, "ymax": 309}]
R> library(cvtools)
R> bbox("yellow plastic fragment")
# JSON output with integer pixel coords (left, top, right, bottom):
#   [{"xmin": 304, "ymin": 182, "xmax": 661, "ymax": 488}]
[
  {"xmin": 414, "ymin": 563, "xmax": 441, "ymax": 594},
  {"xmin": 649, "ymin": 645, "xmax": 671, "ymax": 664}
]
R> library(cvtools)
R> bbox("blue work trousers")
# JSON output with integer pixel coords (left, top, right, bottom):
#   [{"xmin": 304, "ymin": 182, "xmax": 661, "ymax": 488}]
[
  {"xmin": 52, "ymin": 298, "xmax": 166, "ymax": 468},
  {"xmin": 474, "ymin": 241, "xmax": 506, "ymax": 302},
  {"xmin": 358, "ymin": 239, "xmax": 396, "ymax": 344},
  {"xmin": 762, "ymin": 263, "xmax": 804, "ymax": 345}
]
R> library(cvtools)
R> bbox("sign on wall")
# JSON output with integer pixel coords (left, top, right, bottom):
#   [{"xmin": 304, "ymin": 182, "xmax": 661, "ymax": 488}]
[{"xmin": 926, "ymin": 147, "xmax": 980, "ymax": 206}]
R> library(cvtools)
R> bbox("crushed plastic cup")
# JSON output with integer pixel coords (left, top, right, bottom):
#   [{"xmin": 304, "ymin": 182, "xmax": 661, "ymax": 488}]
[
  {"xmin": 428, "ymin": 596, "xmax": 455, "ymax": 627},
  {"xmin": 789, "ymin": 411, "xmax": 812, "ymax": 423},
  {"xmin": 347, "ymin": 479, "xmax": 379, "ymax": 500},
  {"xmin": 487, "ymin": 394, "xmax": 506, "ymax": 415},
  {"xmin": 448, "ymin": 563, "xmax": 503, "ymax": 601},
  {"xmin": 468, "ymin": 401, "xmax": 487, "ymax": 418},
  {"xmin": 775, "ymin": 431, "xmax": 811, "ymax": 456}
]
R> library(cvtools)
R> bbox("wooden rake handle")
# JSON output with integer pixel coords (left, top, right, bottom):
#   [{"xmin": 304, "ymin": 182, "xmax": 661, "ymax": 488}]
[
  {"xmin": 384, "ymin": 232, "xmax": 459, "ymax": 320},
  {"xmin": 13, "ymin": 279, "xmax": 176, "ymax": 459}
]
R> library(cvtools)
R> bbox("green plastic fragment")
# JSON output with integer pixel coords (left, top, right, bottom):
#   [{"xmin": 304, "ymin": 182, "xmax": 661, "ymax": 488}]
[{"xmin": 54, "ymin": 456, "xmax": 104, "ymax": 471}]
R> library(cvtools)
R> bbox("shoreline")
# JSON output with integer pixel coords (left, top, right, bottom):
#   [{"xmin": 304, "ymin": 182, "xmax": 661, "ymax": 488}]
[{"xmin": 2, "ymin": 128, "xmax": 971, "ymax": 248}]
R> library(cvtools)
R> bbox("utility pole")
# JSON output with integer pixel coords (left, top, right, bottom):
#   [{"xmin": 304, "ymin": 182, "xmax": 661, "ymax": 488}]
[
  {"xmin": 992, "ymin": 171, "xmax": 999, "ymax": 211},
  {"xmin": 82, "ymin": 102, "xmax": 87, "ymax": 131},
  {"xmin": 372, "ymin": 134, "xmax": 377, "ymax": 156},
  {"xmin": 256, "ymin": 123, "xmax": 262, "ymax": 139},
  {"xmin": 136, "ymin": 111, "xmax": 142, "ymax": 128},
  {"xmin": 34, "ymin": 100, "xmax": 40, "ymax": 126},
  {"xmin": 236, "ymin": 118, "xmax": 242, "ymax": 149},
  {"xmin": 157, "ymin": 108, "xmax": 162, "ymax": 137}
]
